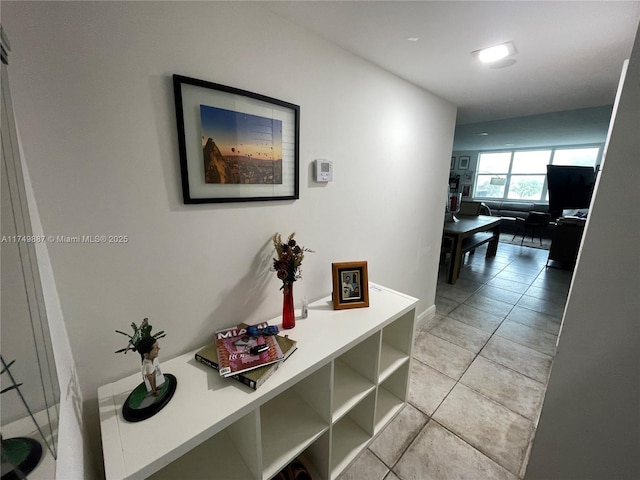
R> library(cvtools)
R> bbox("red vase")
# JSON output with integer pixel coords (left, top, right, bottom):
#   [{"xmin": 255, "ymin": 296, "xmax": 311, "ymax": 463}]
[{"xmin": 282, "ymin": 284, "xmax": 295, "ymax": 329}]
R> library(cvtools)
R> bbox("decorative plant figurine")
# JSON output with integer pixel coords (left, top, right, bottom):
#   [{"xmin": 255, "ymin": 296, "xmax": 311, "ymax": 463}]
[
  {"xmin": 115, "ymin": 317, "xmax": 165, "ymax": 355},
  {"xmin": 115, "ymin": 318, "xmax": 176, "ymax": 422},
  {"xmin": 271, "ymin": 233, "xmax": 313, "ymax": 329}
]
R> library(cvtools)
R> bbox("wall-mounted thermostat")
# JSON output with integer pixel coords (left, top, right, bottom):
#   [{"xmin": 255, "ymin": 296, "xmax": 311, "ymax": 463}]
[{"xmin": 314, "ymin": 159, "xmax": 333, "ymax": 183}]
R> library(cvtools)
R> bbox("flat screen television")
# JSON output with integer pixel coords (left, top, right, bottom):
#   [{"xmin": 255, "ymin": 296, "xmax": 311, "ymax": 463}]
[{"xmin": 546, "ymin": 165, "xmax": 596, "ymax": 220}]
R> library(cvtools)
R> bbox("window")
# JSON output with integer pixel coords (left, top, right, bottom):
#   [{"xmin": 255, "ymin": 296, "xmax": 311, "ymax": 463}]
[
  {"xmin": 551, "ymin": 148, "xmax": 600, "ymax": 166},
  {"xmin": 473, "ymin": 146, "xmax": 600, "ymax": 202}
]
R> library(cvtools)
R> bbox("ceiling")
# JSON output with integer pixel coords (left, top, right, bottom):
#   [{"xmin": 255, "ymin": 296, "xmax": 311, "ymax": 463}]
[{"xmin": 266, "ymin": 1, "xmax": 640, "ymax": 125}]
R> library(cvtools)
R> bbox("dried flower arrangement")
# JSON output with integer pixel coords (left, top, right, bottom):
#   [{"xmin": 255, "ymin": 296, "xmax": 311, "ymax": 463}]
[{"xmin": 271, "ymin": 232, "xmax": 313, "ymax": 289}]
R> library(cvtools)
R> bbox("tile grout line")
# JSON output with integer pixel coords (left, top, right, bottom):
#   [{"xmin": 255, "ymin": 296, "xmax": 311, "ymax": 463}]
[
  {"xmin": 433, "ymin": 249, "xmax": 568, "ymax": 478},
  {"xmin": 358, "ymin": 244, "xmax": 570, "ymax": 480}
]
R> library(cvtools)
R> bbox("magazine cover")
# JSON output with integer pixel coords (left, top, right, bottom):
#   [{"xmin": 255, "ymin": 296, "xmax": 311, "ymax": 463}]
[
  {"xmin": 215, "ymin": 323, "xmax": 284, "ymax": 377},
  {"xmin": 195, "ymin": 333, "xmax": 297, "ymax": 389}
]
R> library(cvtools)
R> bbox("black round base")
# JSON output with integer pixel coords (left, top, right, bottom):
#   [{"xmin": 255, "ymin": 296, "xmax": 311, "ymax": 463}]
[
  {"xmin": 122, "ymin": 373, "xmax": 177, "ymax": 422},
  {"xmin": 1, "ymin": 437, "xmax": 43, "ymax": 480}
]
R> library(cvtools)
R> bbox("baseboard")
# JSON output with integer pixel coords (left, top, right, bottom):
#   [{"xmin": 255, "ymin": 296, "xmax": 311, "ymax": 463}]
[{"xmin": 416, "ymin": 304, "xmax": 436, "ymax": 331}]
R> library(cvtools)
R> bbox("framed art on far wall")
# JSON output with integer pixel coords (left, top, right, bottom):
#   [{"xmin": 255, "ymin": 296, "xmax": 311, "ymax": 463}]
[
  {"xmin": 450, "ymin": 156, "xmax": 456, "ymax": 170},
  {"xmin": 332, "ymin": 261, "xmax": 369, "ymax": 310},
  {"xmin": 173, "ymin": 74, "xmax": 300, "ymax": 203},
  {"xmin": 458, "ymin": 156, "xmax": 470, "ymax": 170}
]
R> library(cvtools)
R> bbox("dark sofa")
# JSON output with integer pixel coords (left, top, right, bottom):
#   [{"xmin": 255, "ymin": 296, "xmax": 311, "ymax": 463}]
[{"xmin": 481, "ymin": 200, "xmax": 553, "ymax": 237}]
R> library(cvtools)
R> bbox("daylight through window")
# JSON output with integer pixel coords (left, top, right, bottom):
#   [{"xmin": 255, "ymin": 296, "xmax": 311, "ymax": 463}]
[{"xmin": 473, "ymin": 147, "xmax": 600, "ymax": 201}]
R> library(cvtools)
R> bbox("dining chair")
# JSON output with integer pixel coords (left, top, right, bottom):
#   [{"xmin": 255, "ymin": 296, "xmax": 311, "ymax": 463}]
[{"xmin": 512, "ymin": 211, "xmax": 551, "ymax": 245}]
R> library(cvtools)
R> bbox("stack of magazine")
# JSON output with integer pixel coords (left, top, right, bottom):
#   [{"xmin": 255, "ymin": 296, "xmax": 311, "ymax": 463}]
[{"xmin": 195, "ymin": 322, "xmax": 297, "ymax": 390}]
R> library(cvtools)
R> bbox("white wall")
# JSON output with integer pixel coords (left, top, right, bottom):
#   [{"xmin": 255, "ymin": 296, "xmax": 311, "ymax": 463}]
[
  {"xmin": 22, "ymin": 128, "xmax": 87, "ymax": 480},
  {"xmin": 3, "ymin": 1, "xmax": 455, "ymax": 474},
  {"xmin": 453, "ymin": 105, "xmax": 613, "ymax": 151},
  {"xmin": 525, "ymin": 23, "xmax": 640, "ymax": 479},
  {"xmin": 3, "ymin": 44, "xmax": 85, "ymax": 477}
]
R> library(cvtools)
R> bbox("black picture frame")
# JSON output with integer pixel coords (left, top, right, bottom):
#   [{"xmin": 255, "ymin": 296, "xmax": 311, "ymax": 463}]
[{"xmin": 173, "ymin": 75, "xmax": 300, "ymax": 203}]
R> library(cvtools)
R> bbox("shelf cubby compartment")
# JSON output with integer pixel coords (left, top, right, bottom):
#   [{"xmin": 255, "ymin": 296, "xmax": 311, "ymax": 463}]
[
  {"xmin": 260, "ymin": 364, "xmax": 331, "ymax": 480},
  {"xmin": 294, "ymin": 431, "xmax": 331, "ymax": 480},
  {"xmin": 330, "ymin": 392, "xmax": 376, "ymax": 479},
  {"xmin": 148, "ymin": 410, "xmax": 260, "ymax": 480},
  {"xmin": 378, "ymin": 311, "xmax": 414, "ymax": 382},
  {"xmin": 335, "ymin": 330, "xmax": 379, "ymax": 382},
  {"xmin": 332, "ymin": 358, "xmax": 376, "ymax": 423},
  {"xmin": 374, "ymin": 362, "xmax": 409, "ymax": 434},
  {"xmin": 292, "ymin": 361, "xmax": 333, "ymax": 425}
]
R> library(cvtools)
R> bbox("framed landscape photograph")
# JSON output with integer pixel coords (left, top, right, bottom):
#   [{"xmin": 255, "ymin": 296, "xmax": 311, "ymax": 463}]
[
  {"xmin": 332, "ymin": 261, "xmax": 369, "ymax": 310},
  {"xmin": 173, "ymin": 74, "xmax": 300, "ymax": 203},
  {"xmin": 458, "ymin": 156, "xmax": 470, "ymax": 170}
]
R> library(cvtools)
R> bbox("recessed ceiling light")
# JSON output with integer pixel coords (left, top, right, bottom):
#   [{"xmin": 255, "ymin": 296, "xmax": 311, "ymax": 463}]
[
  {"xmin": 407, "ymin": 37, "xmax": 419, "ymax": 42},
  {"xmin": 505, "ymin": 143, "xmax": 515, "ymax": 147},
  {"xmin": 472, "ymin": 41, "xmax": 517, "ymax": 64},
  {"xmin": 478, "ymin": 132, "xmax": 489, "ymax": 136}
]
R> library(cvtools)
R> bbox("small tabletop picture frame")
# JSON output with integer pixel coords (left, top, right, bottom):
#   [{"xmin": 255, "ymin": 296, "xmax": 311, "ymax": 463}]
[
  {"xmin": 332, "ymin": 261, "xmax": 369, "ymax": 310},
  {"xmin": 173, "ymin": 74, "xmax": 300, "ymax": 204}
]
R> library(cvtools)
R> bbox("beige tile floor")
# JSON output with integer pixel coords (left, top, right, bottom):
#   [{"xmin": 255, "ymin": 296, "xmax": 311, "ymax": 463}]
[{"xmin": 338, "ymin": 241, "xmax": 572, "ymax": 480}]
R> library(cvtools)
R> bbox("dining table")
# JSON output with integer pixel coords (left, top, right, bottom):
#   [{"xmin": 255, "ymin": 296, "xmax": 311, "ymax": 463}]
[{"xmin": 442, "ymin": 215, "xmax": 502, "ymax": 284}]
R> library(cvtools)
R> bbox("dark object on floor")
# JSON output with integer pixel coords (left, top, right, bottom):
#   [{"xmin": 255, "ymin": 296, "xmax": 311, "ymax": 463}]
[
  {"xmin": 546, "ymin": 219, "xmax": 586, "ymax": 269},
  {"xmin": 1, "ymin": 437, "xmax": 43, "ymax": 480},
  {"xmin": 275, "ymin": 458, "xmax": 312, "ymax": 480},
  {"xmin": 288, "ymin": 459, "xmax": 312, "ymax": 480}
]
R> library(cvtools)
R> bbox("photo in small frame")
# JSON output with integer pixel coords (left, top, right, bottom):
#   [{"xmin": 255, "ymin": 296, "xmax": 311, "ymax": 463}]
[
  {"xmin": 458, "ymin": 156, "xmax": 470, "ymax": 170},
  {"xmin": 332, "ymin": 261, "xmax": 369, "ymax": 310},
  {"xmin": 450, "ymin": 156, "xmax": 456, "ymax": 170}
]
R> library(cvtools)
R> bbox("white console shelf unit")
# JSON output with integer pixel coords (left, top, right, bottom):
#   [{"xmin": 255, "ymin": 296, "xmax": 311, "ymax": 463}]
[{"xmin": 98, "ymin": 283, "xmax": 418, "ymax": 480}]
